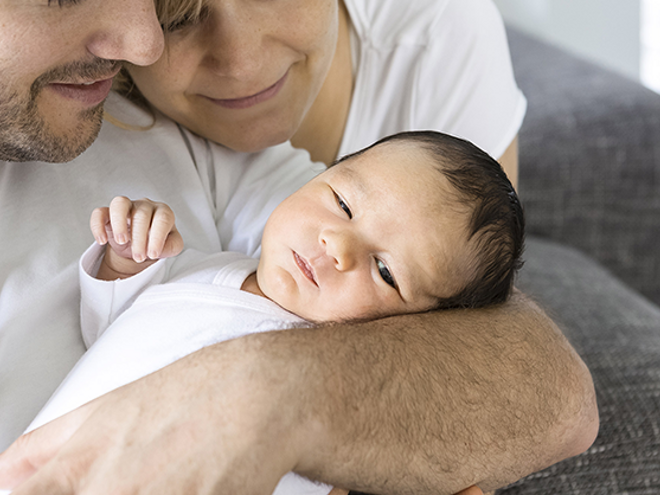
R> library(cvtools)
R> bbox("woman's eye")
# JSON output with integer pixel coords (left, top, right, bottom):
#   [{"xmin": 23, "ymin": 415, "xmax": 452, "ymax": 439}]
[
  {"xmin": 162, "ymin": 7, "xmax": 208, "ymax": 33},
  {"xmin": 48, "ymin": 0, "xmax": 81, "ymax": 6},
  {"xmin": 162, "ymin": 16, "xmax": 196, "ymax": 32},
  {"xmin": 334, "ymin": 192, "xmax": 352, "ymax": 219},
  {"xmin": 377, "ymin": 259, "xmax": 396, "ymax": 289}
]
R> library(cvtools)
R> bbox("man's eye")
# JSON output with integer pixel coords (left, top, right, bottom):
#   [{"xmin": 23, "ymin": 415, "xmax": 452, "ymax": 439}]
[
  {"xmin": 334, "ymin": 192, "xmax": 352, "ymax": 219},
  {"xmin": 377, "ymin": 259, "xmax": 396, "ymax": 289}
]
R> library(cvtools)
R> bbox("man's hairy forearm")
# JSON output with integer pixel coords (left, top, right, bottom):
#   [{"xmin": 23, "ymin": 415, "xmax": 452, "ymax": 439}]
[
  {"xmin": 0, "ymin": 293, "xmax": 597, "ymax": 495},
  {"xmin": 231, "ymin": 290, "xmax": 598, "ymax": 495}
]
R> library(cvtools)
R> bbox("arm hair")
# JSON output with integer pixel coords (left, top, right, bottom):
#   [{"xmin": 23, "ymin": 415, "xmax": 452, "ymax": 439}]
[{"xmin": 242, "ymin": 290, "xmax": 597, "ymax": 494}]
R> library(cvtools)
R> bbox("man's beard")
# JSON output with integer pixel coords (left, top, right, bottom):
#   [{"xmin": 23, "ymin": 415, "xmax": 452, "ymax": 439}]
[{"xmin": 0, "ymin": 58, "xmax": 121, "ymax": 163}]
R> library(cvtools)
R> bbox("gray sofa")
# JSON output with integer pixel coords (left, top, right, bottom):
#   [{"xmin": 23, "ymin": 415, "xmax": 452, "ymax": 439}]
[{"xmin": 497, "ymin": 28, "xmax": 660, "ymax": 494}]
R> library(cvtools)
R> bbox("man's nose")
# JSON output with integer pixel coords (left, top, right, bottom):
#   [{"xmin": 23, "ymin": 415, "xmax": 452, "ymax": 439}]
[{"xmin": 87, "ymin": 0, "xmax": 165, "ymax": 66}]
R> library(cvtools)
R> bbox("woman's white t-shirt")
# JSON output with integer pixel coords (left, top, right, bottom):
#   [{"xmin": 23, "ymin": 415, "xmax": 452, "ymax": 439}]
[{"xmin": 341, "ymin": 0, "xmax": 526, "ymax": 159}]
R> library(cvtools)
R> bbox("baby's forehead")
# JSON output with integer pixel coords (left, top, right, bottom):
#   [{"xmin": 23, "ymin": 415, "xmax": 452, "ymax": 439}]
[
  {"xmin": 336, "ymin": 140, "xmax": 435, "ymax": 178},
  {"xmin": 341, "ymin": 144, "xmax": 471, "ymax": 254},
  {"xmin": 338, "ymin": 142, "xmax": 457, "ymax": 206}
]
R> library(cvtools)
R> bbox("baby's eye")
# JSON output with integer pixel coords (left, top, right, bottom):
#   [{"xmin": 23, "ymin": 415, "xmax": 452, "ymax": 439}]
[
  {"xmin": 377, "ymin": 259, "xmax": 396, "ymax": 289},
  {"xmin": 334, "ymin": 192, "xmax": 352, "ymax": 219}
]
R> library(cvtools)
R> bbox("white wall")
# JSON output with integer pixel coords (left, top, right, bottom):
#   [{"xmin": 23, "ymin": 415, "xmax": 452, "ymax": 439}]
[
  {"xmin": 641, "ymin": 0, "xmax": 660, "ymax": 92},
  {"xmin": 493, "ymin": 0, "xmax": 641, "ymax": 82}
]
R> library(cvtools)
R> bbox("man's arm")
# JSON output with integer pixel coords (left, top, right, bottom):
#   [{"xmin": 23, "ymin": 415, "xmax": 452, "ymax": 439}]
[
  {"xmin": 0, "ymin": 291, "xmax": 597, "ymax": 495},
  {"xmin": 291, "ymin": 290, "xmax": 597, "ymax": 493}
]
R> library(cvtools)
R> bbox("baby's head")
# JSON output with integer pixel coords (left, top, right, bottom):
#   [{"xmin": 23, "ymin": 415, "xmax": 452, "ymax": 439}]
[{"xmin": 258, "ymin": 130, "xmax": 524, "ymax": 322}]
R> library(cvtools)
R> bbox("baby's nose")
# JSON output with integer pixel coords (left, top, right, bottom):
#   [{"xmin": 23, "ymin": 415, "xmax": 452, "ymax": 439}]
[{"xmin": 321, "ymin": 229, "xmax": 358, "ymax": 271}]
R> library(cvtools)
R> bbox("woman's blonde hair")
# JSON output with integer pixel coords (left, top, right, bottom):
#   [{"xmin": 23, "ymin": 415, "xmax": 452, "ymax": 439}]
[{"xmin": 112, "ymin": 0, "xmax": 206, "ymax": 103}]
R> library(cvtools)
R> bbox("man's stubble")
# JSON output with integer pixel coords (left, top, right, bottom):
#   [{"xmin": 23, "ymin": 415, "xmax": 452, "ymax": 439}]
[{"xmin": 0, "ymin": 58, "xmax": 120, "ymax": 163}]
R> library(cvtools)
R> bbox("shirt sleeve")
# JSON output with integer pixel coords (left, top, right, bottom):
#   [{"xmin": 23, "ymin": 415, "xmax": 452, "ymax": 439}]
[
  {"xmin": 79, "ymin": 243, "xmax": 169, "ymax": 348},
  {"xmin": 414, "ymin": 0, "xmax": 526, "ymax": 159}
]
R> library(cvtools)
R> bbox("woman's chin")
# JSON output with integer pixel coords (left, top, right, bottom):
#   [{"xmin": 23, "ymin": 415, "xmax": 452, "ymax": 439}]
[{"xmin": 200, "ymin": 124, "xmax": 298, "ymax": 153}]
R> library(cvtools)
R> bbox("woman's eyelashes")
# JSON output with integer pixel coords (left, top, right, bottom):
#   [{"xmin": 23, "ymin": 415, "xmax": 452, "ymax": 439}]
[
  {"xmin": 49, "ymin": 0, "xmax": 81, "ymax": 6},
  {"xmin": 162, "ymin": 16, "xmax": 197, "ymax": 32},
  {"xmin": 162, "ymin": 7, "xmax": 209, "ymax": 33},
  {"xmin": 376, "ymin": 259, "xmax": 396, "ymax": 289},
  {"xmin": 334, "ymin": 191, "xmax": 352, "ymax": 219}
]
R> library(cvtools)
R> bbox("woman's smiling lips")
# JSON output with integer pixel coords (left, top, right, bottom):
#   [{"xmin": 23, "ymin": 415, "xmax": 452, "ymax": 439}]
[
  {"xmin": 205, "ymin": 71, "xmax": 289, "ymax": 110},
  {"xmin": 293, "ymin": 252, "xmax": 318, "ymax": 287}
]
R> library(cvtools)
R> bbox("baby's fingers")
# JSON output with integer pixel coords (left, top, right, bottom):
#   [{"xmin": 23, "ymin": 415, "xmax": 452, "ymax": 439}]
[
  {"xmin": 108, "ymin": 196, "xmax": 134, "ymax": 246},
  {"xmin": 146, "ymin": 205, "xmax": 180, "ymax": 260},
  {"xmin": 128, "ymin": 200, "xmax": 159, "ymax": 263},
  {"xmin": 90, "ymin": 207, "xmax": 111, "ymax": 245},
  {"xmin": 156, "ymin": 226, "xmax": 184, "ymax": 260}
]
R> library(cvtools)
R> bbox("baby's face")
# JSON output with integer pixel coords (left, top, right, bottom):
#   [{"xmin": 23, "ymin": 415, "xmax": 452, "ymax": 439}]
[{"xmin": 258, "ymin": 141, "xmax": 471, "ymax": 322}]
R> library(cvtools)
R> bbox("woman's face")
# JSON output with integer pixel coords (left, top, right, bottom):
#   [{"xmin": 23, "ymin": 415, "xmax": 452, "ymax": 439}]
[{"xmin": 128, "ymin": 0, "xmax": 339, "ymax": 152}]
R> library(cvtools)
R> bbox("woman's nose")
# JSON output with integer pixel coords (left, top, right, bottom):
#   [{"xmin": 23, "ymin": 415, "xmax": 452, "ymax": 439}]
[{"xmin": 202, "ymin": 7, "xmax": 264, "ymax": 80}]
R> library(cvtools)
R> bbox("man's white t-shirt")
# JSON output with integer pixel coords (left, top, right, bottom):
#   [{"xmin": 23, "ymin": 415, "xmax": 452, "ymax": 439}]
[{"xmin": 0, "ymin": 93, "xmax": 324, "ymax": 449}]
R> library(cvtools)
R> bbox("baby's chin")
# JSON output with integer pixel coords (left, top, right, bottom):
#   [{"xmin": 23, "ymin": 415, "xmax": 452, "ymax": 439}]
[
  {"xmin": 263, "ymin": 285, "xmax": 396, "ymax": 323},
  {"xmin": 276, "ymin": 305, "xmax": 341, "ymax": 324}
]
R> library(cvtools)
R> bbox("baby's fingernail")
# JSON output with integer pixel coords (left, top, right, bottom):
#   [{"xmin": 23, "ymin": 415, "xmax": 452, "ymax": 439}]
[
  {"xmin": 148, "ymin": 250, "xmax": 158, "ymax": 260},
  {"xmin": 116, "ymin": 234, "xmax": 128, "ymax": 245},
  {"xmin": 134, "ymin": 253, "xmax": 146, "ymax": 263}
]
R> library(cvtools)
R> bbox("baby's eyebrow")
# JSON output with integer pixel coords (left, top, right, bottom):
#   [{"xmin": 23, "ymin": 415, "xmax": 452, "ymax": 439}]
[{"xmin": 338, "ymin": 165, "xmax": 368, "ymax": 200}]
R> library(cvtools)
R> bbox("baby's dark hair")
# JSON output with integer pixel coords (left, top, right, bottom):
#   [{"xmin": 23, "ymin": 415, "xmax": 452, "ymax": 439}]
[{"xmin": 336, "ymin": 130, "xmax": 525, "ymax": 310}]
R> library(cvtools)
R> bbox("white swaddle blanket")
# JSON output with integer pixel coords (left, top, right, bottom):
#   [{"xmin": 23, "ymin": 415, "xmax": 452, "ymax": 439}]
[{"xmin": 2, "ymin": 249, "xmax": 329, "ymax": 495}]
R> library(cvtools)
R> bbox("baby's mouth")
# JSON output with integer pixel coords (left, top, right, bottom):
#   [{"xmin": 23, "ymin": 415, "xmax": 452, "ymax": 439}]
[{"xmin": 294, "ymin": 252, "xmax": 318, "ymax": 287}]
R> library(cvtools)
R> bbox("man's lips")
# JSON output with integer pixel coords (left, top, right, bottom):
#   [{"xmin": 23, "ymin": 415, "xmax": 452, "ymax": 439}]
[
  {"xmin": 50, "ymin": 66, "xmax": 121, "ymax": 86},
  {"xmin": 47, "ymin": 72, "xmax": 119, "ymax": 107},
  {"xmin": 205, "ymin": 71, "xmax": 289, "ymax": 110},
  {"xmin": 294, "ymin": 252, "xmax": 318, "ymax": 287}
]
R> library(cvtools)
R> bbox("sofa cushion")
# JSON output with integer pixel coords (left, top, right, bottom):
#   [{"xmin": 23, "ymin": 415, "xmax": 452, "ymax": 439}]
[
  {"xmin": 508, "ymin": 28, "xmax": 660, "ymax": 306},
  {"xmin": 498, "ymin": 237, "xmax": 660, "ymax": 494}
]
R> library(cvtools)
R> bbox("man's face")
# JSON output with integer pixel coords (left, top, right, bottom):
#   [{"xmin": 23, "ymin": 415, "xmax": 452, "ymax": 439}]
[
  {"xmin": 0, "ymin": 0, "xmax": 164, "ymax": 163},
  {"xmin": 257, "ymin": 141, "xmax": 472, "ymax": 322}
]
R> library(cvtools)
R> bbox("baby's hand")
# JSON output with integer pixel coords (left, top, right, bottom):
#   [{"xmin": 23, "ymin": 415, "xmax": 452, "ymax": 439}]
[{"xmin": 90, "ymin": 197, "xmax": 184, "ymax": 279}]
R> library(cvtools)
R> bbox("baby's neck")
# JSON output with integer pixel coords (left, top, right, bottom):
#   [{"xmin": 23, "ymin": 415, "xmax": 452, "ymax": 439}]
[{"xmin": 240, "ymin": 271, "xmax": 268, "ymax": 299}]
